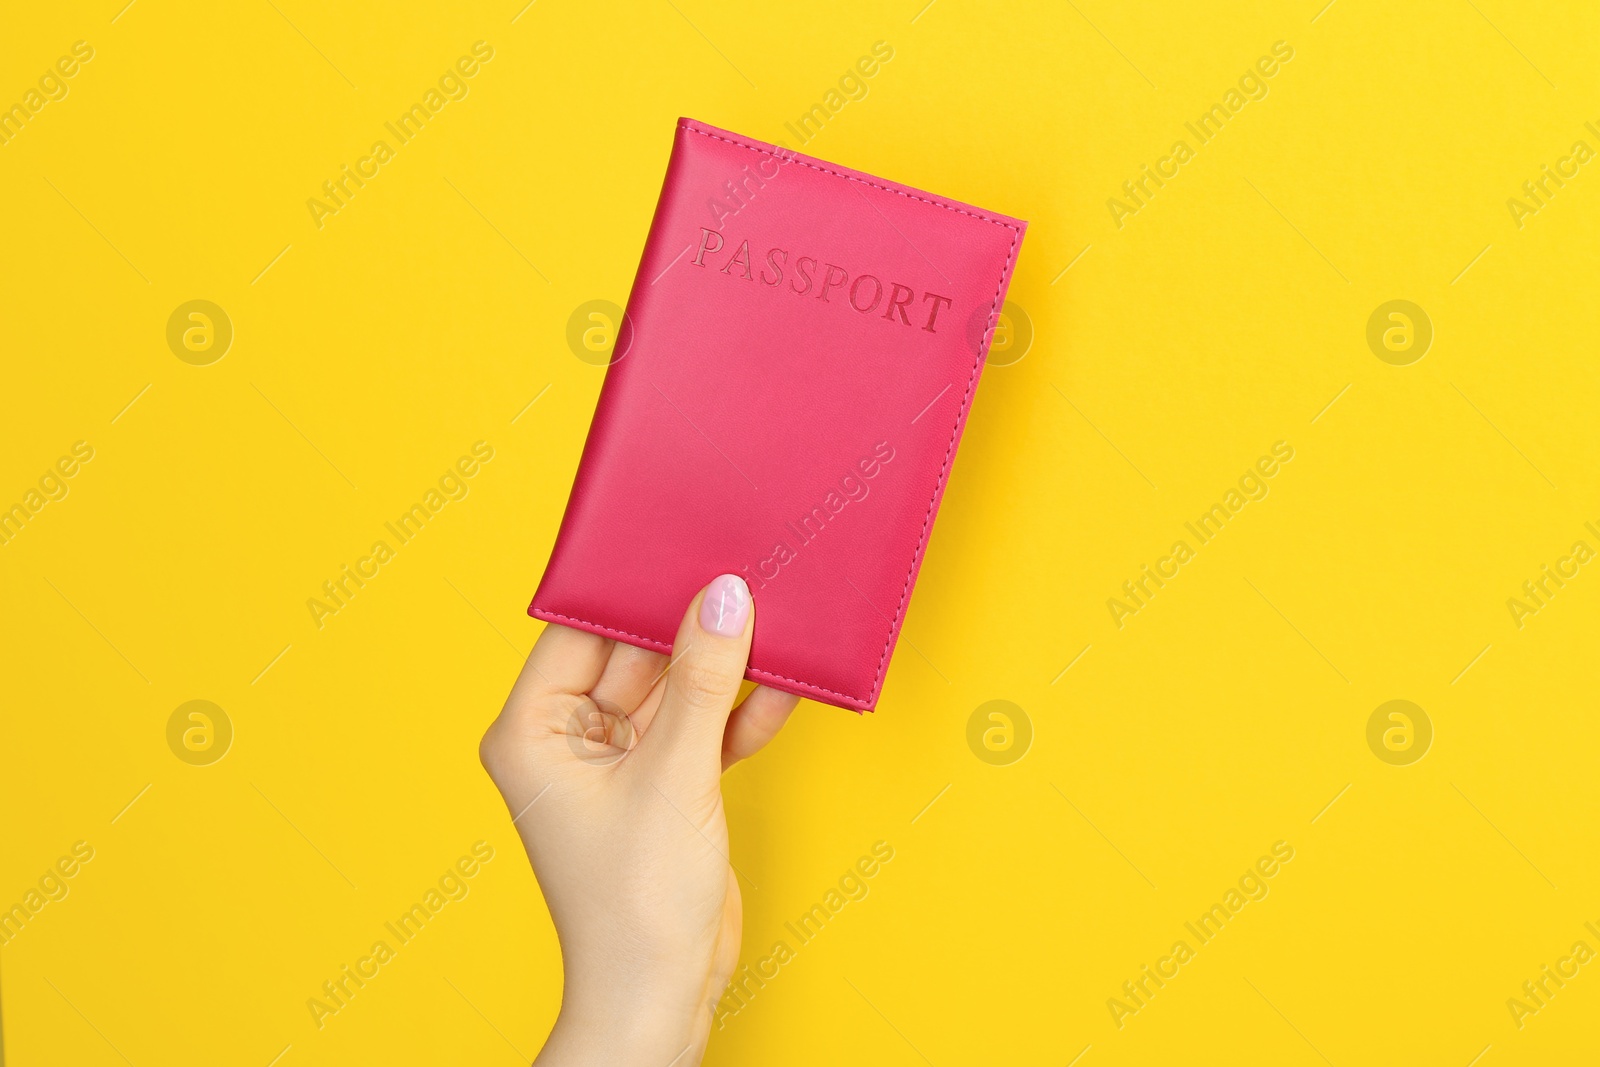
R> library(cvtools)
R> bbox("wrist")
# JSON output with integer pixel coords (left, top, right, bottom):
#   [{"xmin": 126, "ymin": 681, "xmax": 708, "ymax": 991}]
[{"xmin": 536, "ymin": 994, "xmax": 704, "ymax": 1067}]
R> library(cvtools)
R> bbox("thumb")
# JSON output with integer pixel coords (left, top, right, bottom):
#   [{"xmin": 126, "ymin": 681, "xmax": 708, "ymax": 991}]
[{"xmin": 639, "ymin": 574, "xmax": 753, "ymax": 778}]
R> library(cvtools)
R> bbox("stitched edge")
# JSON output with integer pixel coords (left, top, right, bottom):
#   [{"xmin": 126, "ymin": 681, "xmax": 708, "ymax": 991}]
[
  {"xmin": 679, "ymin": 120, "xmax": 1024, "ymax": 236},
  {"xmin": 533, "ymin": 122, "xmax": 1023, "ymax": 708},
  {"xmin": 863, "ymin": 184, "xmax": 1019, "ymax": 705},
  {"xmin": 530, "ymin": 607, "xmax": 871, "ymax": 708}
]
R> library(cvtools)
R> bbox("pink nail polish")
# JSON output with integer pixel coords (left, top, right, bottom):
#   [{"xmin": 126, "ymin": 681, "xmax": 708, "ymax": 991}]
[{"xmin": 699, "ymin": 574, "xmax": 751, "ymax": 637}]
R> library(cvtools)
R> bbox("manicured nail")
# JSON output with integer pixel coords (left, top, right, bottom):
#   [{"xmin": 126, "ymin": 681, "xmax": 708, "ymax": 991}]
[{"xmin": 699, "ymin": 574, "xmax": 751, "ymax": 637}]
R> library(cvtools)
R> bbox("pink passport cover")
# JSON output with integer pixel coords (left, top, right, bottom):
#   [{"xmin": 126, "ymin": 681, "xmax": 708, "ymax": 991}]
[{"xmin": 530, "ymin": 118, "xmax": 1026, "ymax": 711}]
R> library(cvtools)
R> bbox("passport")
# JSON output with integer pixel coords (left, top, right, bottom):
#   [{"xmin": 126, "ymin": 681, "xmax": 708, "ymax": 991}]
[{"xmin": 530, "ymin": 118, "xmax": 1026, "ymax": 711}]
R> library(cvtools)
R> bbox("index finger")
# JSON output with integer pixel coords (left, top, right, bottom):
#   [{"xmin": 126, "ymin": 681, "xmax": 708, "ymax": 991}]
[{"xmin": 509, "ymin": 621, "xmax": 612, "ymax": 703}]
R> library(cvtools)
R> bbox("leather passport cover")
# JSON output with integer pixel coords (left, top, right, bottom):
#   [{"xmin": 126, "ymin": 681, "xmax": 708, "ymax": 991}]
[{"xmin": 530, "ymin": 118, "xmax": 1026, "ymax": 711}]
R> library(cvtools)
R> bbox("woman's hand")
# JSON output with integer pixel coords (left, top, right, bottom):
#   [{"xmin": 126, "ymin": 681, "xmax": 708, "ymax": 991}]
[{"xmin": 480, "ymin": 575, "xmax": 798, "ymax": 1065}]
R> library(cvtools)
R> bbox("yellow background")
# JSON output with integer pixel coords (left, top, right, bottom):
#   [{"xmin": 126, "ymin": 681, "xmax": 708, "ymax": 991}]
[{"xmin": 3, "ymin": 0, "xmax": 1598, "ymax": 1063}]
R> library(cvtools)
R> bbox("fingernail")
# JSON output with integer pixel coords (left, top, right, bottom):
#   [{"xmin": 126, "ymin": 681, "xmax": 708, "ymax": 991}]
[{"xmin": 699, "ymin": 574, "xmax": 751, "ymax": 637}]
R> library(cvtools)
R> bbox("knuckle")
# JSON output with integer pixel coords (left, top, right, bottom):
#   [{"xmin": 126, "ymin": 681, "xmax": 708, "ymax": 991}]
[
  {"xmin": 479, "ymin": 692, "xmax": 576, "ymax": 779},
  {"xmin": 673, "ymin": 655, "xmax": 740, "ymax": 709},
  {"xmin": 478, "ymin": 719, "xmax": 509, "ymax": 778}
]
